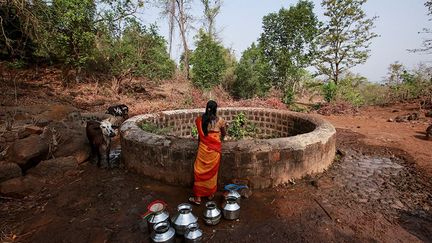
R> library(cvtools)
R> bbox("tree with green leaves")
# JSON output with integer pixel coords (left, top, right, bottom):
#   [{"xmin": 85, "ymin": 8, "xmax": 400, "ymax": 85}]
[
  {"xmin": 220, "ymin": 47, "xmax": 237, "ymax": 92},
  {"xmin": 95, "ymin": 20, "xmax": 175, "ymax": 93},
  {"xmin": 190, "ymin": 29, "xmax": 226, "ymax": 89},
  {"xmin": 47, "ymin": 0, "xmax": 97, "ymax": 67},
  {"xmin": 259, "ymin": 0, "xmax": 319, "ymax": 103},
  {"xmin": 233, "ymin": 42, "xmax": 271, "ymax": 99},
  {"xmin": 316, "ymin": 0, "xmax": 378, "ymax": 85}
]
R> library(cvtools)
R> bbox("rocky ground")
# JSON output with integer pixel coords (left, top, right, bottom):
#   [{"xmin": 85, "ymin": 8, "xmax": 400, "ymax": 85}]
[{"xmin": 0, "ymin": 67, "xmax": 431, "ymax": 242}]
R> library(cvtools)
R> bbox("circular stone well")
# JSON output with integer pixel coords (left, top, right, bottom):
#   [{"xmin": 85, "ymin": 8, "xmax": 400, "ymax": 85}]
[{"xmin": 120, "ymin": 108, "xmax": 336, "ymax": 189}]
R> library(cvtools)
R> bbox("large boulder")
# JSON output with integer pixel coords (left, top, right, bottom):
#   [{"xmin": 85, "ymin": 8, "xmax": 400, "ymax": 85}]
[
  {"xmin": 42, "ymin": 122, "xmax": 90, "ymax": 164},
  {"xmin": 33, "ymin": 104, "xmax": 78, "ymax": 123},
  {"xmin": 28, "ymin": 156, "xmax": 78, "ymax": 177},
  {"xmin": 17, "ymin": 125, "xmax": 44, "ymax": 139},
  {"xmin": 5, "ymin": 134, "xmax": 49, "ymax": 170},
  {"xmin": 0, "ymin": 162, "xmax": 22, "ymax": 183},
  {"xmin": 0, "ymin": 175, "xmax": 44, "ymax": 197}
]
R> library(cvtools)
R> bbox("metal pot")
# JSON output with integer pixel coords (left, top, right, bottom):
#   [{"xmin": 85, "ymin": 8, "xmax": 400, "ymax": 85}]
[
  {"xmin": 184, "ymin": 222, "xmax": 203, "ymax": 243},
  {"xmin": 150, "ymin": 221, "xmax": 175, "ymax": 243},
  {"xmin": 147, "ymin": 209, "xmax": 170, "ymax": 232},
  {"xmin": 222, "ymin": 196, "xmax": 240, "ymax": 220},
  {"xmin": 142, "ymin": 200, "xmax": 170, "ymax": 233},
  {"xmin": 171, "ymin": 203, "xmax": 198, "ymax": 235},
  {"xmin": 203, "ymin": 201, "xmax": 221, "ymax": 225},
  {"xmin": 224, "ymin": 190, "xmax": 241, "ymax": 204}
]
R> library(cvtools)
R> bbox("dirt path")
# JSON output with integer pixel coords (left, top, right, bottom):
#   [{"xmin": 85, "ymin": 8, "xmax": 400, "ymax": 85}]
[{"xmin": 324, "ymin": 103, "xmax": 432, "ymax": 176}]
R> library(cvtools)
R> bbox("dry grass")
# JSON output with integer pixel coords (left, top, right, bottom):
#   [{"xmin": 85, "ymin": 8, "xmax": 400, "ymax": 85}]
[{"xmin": 0, "ymin": 64, "xmax": 306, "ymax": 117}]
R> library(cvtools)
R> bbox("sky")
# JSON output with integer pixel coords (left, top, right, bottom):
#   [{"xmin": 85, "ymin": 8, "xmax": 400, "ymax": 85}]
[{"xmin": 141, "ymin": 0, "xmax": 431, "ymax": 83}]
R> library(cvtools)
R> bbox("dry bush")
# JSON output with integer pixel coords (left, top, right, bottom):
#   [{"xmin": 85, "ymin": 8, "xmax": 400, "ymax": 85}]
[{"xmin": 315, "ymin": 102, "xmax": 359, "ymax": 116}]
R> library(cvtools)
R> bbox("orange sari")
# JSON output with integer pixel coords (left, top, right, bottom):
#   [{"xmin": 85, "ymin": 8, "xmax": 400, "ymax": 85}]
[{"xmin": 193, "ymin": 117, "xmax": 222, "ymax": 197}]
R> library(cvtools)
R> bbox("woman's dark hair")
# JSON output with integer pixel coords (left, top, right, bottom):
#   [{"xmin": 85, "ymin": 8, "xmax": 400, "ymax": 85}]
[{"xmin": 202, "ymin": 100, "xmax": 218, "ymax": 136}]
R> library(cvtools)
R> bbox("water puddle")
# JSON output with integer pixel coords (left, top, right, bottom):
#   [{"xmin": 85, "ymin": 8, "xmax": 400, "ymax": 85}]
[{"xmin": 109, "ymin": 145, "xmax": 122, "ymax": 167}]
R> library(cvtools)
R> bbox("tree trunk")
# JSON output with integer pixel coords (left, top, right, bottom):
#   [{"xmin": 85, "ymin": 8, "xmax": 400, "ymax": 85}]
[
  {"xmin": 334, "ymin": 62, "xmax": 339, "ymax": 85},
  {"xmin": 168, "ymin": 0, "xmax": 175, "ymax": 57},
  {"xmin": 176, "ymin": 0, "xmax": 190, "ymax": 79}
]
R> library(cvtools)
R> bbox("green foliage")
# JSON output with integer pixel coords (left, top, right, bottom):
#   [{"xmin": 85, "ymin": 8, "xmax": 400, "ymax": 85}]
[
  {"xmin": 289, "ymin": 104, "xmax": 310, "ymax": 113},
  {"xmin": 95, "ymin": 21, "xmax": 175, "ymax": 81},
  {"xmin": 191, "ymin": 126, "xmax": 198, "ymax": 138},
  {"xmin": 282, "ymin": 87, "xmax": 295, "ymax": 105},
  {"xmin": 322, "ymin": 81, "xmax": 337, "ymax": 102},
  {"xmin": 321, "ymin": 73, "xmax": 366, "ymax": 106},
  {"xmin": 227, "ymin": 113, "xmax": 257, "ymax": 140},
  {"xmin": 316, "ymin": 0, "xmax": 378, "ymax": 84},
  {"xmin": 232, "ymin": 43, "xmax": 271, "ymax": 98},
  {"xmin": 190, "ymin": 30, "xmax": 226, "ymax": 89},
  {"xmin": 384, "ymin": 63, "xmax": 432, "ymax": 102},
  {"xmin": 385, "ymin": 61, "xmax": 405, "ymax": 85},
  {"xmin": 317, "ymin": 68, "xmax": 431, "ymax": 107},
  {"xmin": 360, "ymin": 83, "xmax": 388, "ymax": 106},
  {"xmin": 336, "ymin": 74, "xmax": 366, "ymax": 106},
  {"xmin": 6, "ymin": 60, "xmax": 27, "ymax": 69},
  {"xmin": 41, "ymin": 0, "xmax": 97, "ymax": 67},
  {"xmin": 220, "ymin": 48, "xmax": 238, "ymax": 92},
  {"xmin": 1, "ymin": 0, "xmax": 173, "ymax": 83},
  {"xmin": 140, "ymin": 121, "xmax": 171, "ymax": 135},
  {"xmin": 259, "ymin": 0, "xmax": 319, "ymax": 96}
]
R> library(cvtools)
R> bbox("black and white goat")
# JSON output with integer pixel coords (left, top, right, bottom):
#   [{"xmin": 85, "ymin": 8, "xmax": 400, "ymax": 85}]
[
  {"xmin": 106, "ymin": 104, "xmax": 129, "ymax": 119},
  {"xmin": 86, "ymin": 119, "xmax": 117, "ymax": 168}
]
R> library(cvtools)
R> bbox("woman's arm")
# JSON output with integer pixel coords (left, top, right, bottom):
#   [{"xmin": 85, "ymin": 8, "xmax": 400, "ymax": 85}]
[{"xmin": 220, "ymin": 125, "xmax": 226, "ymax": 141}]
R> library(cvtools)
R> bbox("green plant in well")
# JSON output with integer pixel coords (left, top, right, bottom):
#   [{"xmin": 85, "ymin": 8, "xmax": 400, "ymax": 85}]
[
  {"xmin": 140, "ymin": 121, "xmax": 171, "ymax": 135},
  {"xmin": 191, "ymin": 126, "xmax": 198, "ymax": 138},
  {"xmin": 227, "ymin": 113, "xmax": 257, "ymax": 140}
]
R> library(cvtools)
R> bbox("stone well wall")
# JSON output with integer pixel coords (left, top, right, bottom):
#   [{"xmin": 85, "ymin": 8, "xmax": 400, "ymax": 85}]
[{"xmin": 120, "ymin": 107, "xmax": 336, "ymax": 189}]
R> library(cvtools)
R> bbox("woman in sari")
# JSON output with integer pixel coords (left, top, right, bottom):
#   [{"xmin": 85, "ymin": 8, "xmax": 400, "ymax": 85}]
[{"xmin": 189, "ymin": 100, "xmax": 226, "ymax": 205}]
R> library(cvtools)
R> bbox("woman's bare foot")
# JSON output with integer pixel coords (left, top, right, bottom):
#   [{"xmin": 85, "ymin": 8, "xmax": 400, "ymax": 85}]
[
  {"xmin": 208, "ymin": 194, "xmax": 215, "ymax": 200},
  {"xmin": 188, "ymin": 196, "xmax": 201, "ymax": 205}
]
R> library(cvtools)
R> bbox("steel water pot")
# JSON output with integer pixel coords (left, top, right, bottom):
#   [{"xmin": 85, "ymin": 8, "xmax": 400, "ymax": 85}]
[
  {"xmin": 150, "ymin": 221, "xmax": 175, "ymax": 243},
  {"xmin": 184, "ymin": 222, "xmax": 203, "ymax": 243},
  {"xmin": 203, "ymin": 201, "xmax": 221, "ymax": 225},
  {"xmin": 171, "ymin": 203, "xmax": 198, "ymax": 235},
  {"xmin": 222, "ymin": 196, "xmax": 240, "ymax": 220},
  {"xmin": 224, "ymin": 190, "xmax": 241, "ymax": 204},
  {"xmin": 142, "ymin": 200, "xmax": 170, "ymax": 232}
]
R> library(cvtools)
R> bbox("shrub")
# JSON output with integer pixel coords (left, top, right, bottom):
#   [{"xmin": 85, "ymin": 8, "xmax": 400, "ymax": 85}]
[
  {"xmin": 220, "ymin": 48, "xmax": 237, "ymax": 92},
  {"xmin": 96, "ymin": 21, "xmax": 174, "ymax": 80},
  {"xmin": 232, "ymin": 43, "xmax": 271, "ymax": 99},
  {"xmin": 190, "ymin": 30, "xmax": 226, "ymax": 90},
  {"xmin": 322, "ymin": 81, "xmax": 337, "ymax": 102}
]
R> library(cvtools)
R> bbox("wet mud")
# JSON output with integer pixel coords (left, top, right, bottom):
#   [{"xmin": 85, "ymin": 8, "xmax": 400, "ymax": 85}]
[{"xmin": 1, "ymin": 129, "xmax": 431, "ymax": 242}]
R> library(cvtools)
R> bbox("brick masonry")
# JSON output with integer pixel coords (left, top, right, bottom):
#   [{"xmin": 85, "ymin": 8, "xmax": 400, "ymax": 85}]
[{"xmin": 120, "ymin": 107, "xmax": 336, "ymax": 189}]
